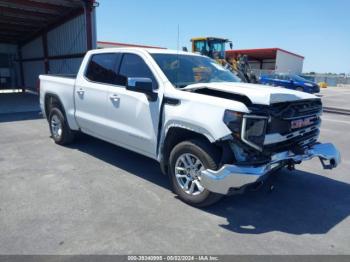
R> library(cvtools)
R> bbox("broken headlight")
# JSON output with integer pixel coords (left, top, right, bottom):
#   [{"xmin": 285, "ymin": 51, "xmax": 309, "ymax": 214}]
[
  {"xmin": 223, "ymin": 110, "xmax": 268, "ymax": 151},
  {"xmin": 223, "ymin": 110, "xmax": 243, "ymax": 137},
  {"xmin": 241, "ymin": 115, "xmax": 268, "ymax": 151}
]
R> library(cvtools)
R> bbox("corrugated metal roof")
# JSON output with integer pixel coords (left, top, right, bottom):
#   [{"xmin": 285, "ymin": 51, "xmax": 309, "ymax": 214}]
[
  {"xmin": 21, "ymin": 36, "xmax": 43, "ymax": 59},
  {"xmin": 0, "ymin": 0, "xmax": 87, "ymax": 44},
  {"xmin": 48, "ymin": 14, "xmax": 87, "ymax": 56},
  {"xmin": 49, "ymin": 57, "xmax": 83, "ymax": 74}
]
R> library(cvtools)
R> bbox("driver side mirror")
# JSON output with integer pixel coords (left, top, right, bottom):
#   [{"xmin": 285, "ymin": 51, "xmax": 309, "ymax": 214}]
[{"xmin": 126, "ymin": 77, "xmax": 158, "ymax": 101}]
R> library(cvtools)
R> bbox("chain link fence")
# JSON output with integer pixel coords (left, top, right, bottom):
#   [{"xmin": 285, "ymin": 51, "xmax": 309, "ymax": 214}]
[{"xmin": 303, "ymin": 74, "xmax": 350, "ymax": 87}]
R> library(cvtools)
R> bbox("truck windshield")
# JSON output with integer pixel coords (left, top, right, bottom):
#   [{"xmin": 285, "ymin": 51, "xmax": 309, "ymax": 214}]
[{"xmin": 151, "ymin": 54, "xmax": 241, "ymax": 88}]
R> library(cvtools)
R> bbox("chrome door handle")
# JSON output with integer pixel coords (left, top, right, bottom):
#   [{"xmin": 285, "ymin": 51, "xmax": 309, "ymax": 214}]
[
  {"xmin": 109, "ymin": 94, "xmax": 120, "ymax": 102},
  {"xmin": 76, "ymin": 89, "xmax": 85, "ymax": 95}
]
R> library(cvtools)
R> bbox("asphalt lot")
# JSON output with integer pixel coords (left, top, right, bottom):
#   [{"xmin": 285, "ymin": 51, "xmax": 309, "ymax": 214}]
[
  {"xmin": 0, "ymin": 113, "xmax": 350, "ymax": 254},
  {"xmin": 0, "ymin": 97, "xmax": 350, "ymax": 255},
  {"xmin": 319, "ymin": 86, "xmax": 350, "ymax": 111}
]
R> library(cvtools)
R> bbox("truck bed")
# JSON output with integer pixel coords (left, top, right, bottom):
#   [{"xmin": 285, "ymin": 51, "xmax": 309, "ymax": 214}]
[
  {"xmin": 39, "ymin": 74, "xmax": 77, "ymax": 130},
  {"xmin": 41, "ymin": 74, "xmax": 77, "ymax": 79}
]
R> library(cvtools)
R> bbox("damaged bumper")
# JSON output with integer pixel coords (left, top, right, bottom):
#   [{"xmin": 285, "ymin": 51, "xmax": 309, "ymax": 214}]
[{"xmin": 200, "ymin": 143, "xmax": 341, "ymax": 195}]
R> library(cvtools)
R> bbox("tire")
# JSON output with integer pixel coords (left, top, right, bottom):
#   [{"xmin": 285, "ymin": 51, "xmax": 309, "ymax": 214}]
[
  {"xmin": 49, "ymin": 107, "xmax": 75, "ymax": 145},
  {"xmin": 169, "ymin": 139, "xmax": 223, "ymax": 207},
  {"xmin": 296, "ymin": 86, "xmax": 304, "ymax": 92}
]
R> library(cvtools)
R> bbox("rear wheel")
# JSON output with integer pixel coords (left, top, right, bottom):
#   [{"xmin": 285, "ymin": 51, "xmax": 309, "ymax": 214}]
[
  {"xmin": 169, "ymin": 139, "xmax": 223, "ymax": 207},
  {"xmin": 296, "ymin": 86, "xmax": 304, "ymax": 92},
  {"xmin": 49, "ymin": 107, "xmax": 75, "ymax": 145}
]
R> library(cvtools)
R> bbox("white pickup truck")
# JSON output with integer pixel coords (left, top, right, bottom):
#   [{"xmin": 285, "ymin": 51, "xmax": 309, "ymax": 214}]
[{"xmin": 39, "ymin": 48, "xmax": 340, "ymax": 206}]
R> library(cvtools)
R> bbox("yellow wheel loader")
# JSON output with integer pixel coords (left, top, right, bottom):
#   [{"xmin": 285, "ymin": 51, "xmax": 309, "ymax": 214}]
[{"xmin": 190, "ymin": 37, "xmax": 257, "ymax": 83}]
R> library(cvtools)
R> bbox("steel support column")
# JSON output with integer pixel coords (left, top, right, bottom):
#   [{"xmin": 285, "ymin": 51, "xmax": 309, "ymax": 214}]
[
  {"xmin": 17, "ymin": 45, "xmax": 25, "ymax": 91},
  {"xmin": 42, "ymin": 33, "xmax": 49, "ymax": 74},
  {"xmin": 83, "ymin": 0, "xmax": 93, "ymax": 51}
]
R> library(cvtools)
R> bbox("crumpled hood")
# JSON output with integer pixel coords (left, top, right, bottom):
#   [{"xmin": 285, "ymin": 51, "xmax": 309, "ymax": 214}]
[{"xmin": 182, "ymin": 82, "xmax": 318, "ymax": 105}]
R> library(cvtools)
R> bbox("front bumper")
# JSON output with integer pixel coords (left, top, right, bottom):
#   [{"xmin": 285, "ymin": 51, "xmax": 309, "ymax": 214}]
[{"xmin": 200, "ymin": 143, "xmax": 340, "ymax": 195}]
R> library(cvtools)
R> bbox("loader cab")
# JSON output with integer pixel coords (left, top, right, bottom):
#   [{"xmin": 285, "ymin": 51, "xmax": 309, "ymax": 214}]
[{"xmin": 191, "ymin": 37, "xmax": 232, "ymax": 60}]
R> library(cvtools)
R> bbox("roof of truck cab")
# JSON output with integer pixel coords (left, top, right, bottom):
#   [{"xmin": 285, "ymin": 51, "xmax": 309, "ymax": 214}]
[
  {"xmin": 147, "ymin": 49, "xmax": 199, "ymax": 55},
  {"xmin": 90, "ymin": 47, "xmax": 199, "ymax": 56}
]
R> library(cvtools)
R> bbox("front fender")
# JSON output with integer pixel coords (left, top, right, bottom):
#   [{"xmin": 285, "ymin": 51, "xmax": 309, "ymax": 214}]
[
  {"xmin": 163, "ymin": 120, "xmax": 216, "ymax": 143},
  {"xmin": 156, "ymin": 121, "xmax": 218, "ymax": 174}
]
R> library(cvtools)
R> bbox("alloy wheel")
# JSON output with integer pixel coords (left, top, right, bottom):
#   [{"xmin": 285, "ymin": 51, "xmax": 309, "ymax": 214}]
[{"xmin": 174, "ymin": 153, "xmax": 205, "ymax": 195}]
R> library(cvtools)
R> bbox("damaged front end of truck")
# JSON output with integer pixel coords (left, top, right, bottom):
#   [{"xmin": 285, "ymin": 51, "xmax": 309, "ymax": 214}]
[{"xmin": 201, "ymin": 99, "xmax": 341, "ymax": 195}]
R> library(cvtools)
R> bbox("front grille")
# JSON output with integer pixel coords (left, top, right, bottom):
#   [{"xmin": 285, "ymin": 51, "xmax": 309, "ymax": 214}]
[
  {"xmin": 250, "ymin": 99, "xmax": 322, "ymax": 119},
  {"xmin": 270, "ymin": 99, "xmax": 322, "ymax": 119},
  {"xmin": 267, "ymin": 115, "xmax": 321, "ymax": 135},
  {"xmin": 249, "ymin": 99, "xmax": 322, "ymax": 153}
]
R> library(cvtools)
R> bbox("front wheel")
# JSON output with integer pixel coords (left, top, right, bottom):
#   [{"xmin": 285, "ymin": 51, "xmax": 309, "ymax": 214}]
[{"xmin": 169, "ymin": 139, "xmax": 223, "ymax": 207}]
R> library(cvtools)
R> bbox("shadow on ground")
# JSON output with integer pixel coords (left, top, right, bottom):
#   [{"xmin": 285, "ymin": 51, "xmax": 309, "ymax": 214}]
[
  {"xmin": 70, "ymin": 134, "xmax": 169, "ymax": 189},
  {"xmin": 71, "ymin": 134, "xmax": 350, "ymax": 235},
  {"xmin": 206, "ymin": 169, "xmax": 350, "ymax": 235},
  {"xmin": 0, "ymin": 92, "xmax": 40, "ymax": 114},
  {"xmin": 0, "ymin": 111, "xmax": 42, "ymax": 123},
  {"xmin": 0, "ymin": 91, "xmax": 41, "ymax": 123}
]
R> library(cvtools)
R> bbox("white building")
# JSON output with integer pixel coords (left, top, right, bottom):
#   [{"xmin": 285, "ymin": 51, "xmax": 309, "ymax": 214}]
[{"xmin": 226, "ymin": 48, "xmax": 304, "ymax": 74}]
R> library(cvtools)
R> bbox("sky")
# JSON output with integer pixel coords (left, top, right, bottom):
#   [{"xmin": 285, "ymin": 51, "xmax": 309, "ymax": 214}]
[{"xmin": 96, "ymin": 0, "xmax": 350, "ymax": 74}]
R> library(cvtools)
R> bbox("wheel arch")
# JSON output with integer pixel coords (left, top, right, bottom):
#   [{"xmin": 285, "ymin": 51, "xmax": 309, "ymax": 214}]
[
  {"xmin": 159, "ymin": 126, "xmax": 221, "ymax": 175},
  {"xmin": 44, "ymin": 93, "xmax": 67, "ymax": 121}
]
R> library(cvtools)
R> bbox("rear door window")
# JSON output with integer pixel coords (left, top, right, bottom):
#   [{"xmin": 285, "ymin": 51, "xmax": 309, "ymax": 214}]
[{"xmin": 85, "ymin": 53, "xmax": 122, "ymax": 85}]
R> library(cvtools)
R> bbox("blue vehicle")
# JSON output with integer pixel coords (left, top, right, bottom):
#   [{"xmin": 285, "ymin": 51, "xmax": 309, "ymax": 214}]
[{"xmin": 259, "ymin": 73, "xmax": 320, "ymax": 93}]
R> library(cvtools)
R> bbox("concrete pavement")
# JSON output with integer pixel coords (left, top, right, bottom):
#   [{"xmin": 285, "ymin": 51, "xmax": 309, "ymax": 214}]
[{"xmin": 319, "ymin": 86, "xmax": 350, "ymax": 112}]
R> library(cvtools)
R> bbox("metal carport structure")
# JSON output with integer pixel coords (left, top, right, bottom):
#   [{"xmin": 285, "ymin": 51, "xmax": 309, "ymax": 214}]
[{"xmin": 0, "ymin": 0, "xmax": 97, "ymax": 92}]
